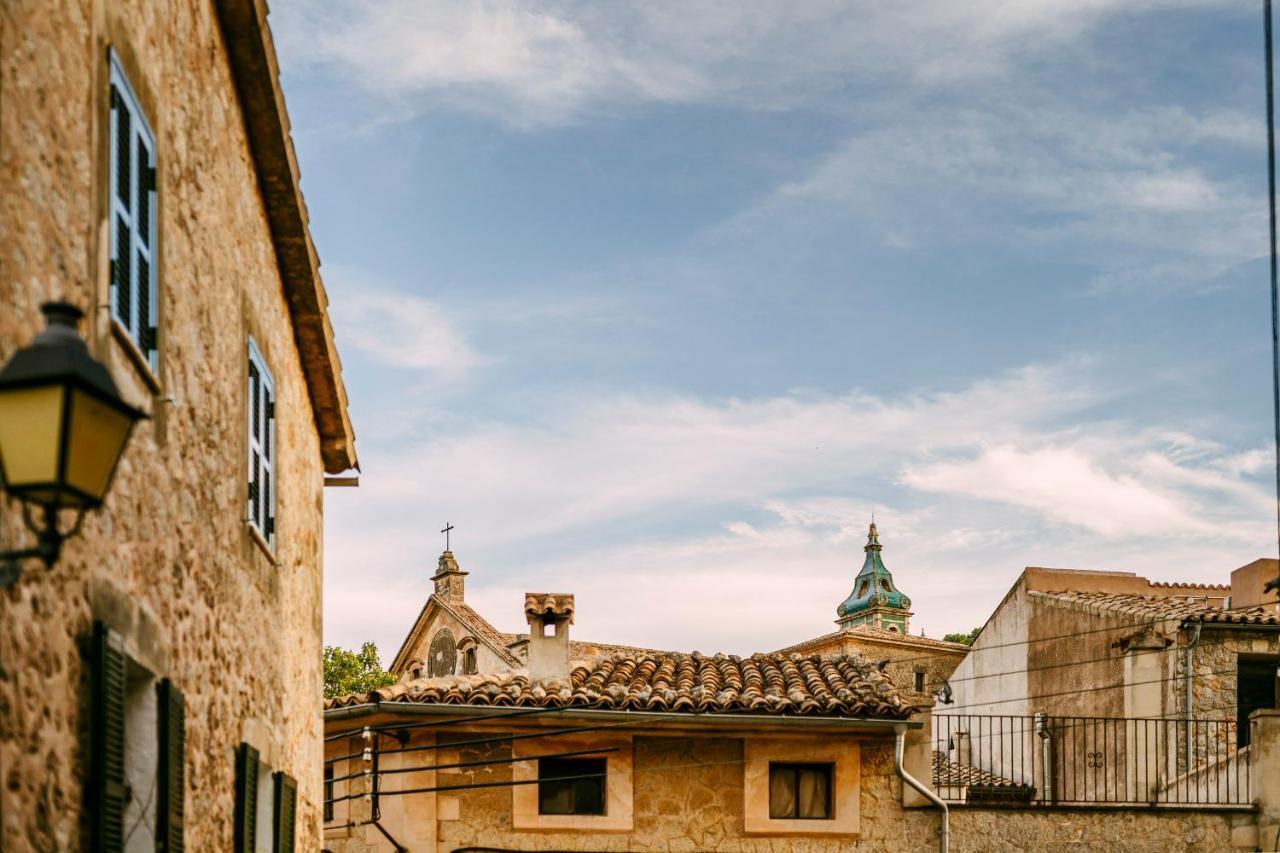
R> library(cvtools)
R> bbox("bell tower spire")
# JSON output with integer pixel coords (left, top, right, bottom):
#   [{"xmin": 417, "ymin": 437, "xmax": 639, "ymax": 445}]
[{"xmin": 835, "ymin": 520, "xmax": 912, "ymax": 632}]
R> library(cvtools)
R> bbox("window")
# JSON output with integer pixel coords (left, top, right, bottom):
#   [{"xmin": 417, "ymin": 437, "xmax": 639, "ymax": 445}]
[
  {"xmin": 463, "ymin": 647, "xmax": 477, "ymax": 674},
  {"xmin": 914, "ymin": 670, "xmax": 926, "ymax": 692},
  {"xmin": 246, "ymin": 340, "xmax": 275, "ymax": 548},
  {"xmin": 108, "ymin": 52, "xmax": 158, "ymax": 370},
  {"xmin": 323, "ymin": 762, "xmax": 334, "ymax": 822},
  {"xmin": 235, "ymin": 743, "xmax": 297, "ymax": 853},
  {"xmin": 88, "ymin": 623, "xmax": 184, "ymax": 850},
  {"xmin": 1237, "ymin": 657, "xmax": 1278, "ymax": 747},
  {"xmin": 538, "ymin": 757, "xmax": 606, "ymax": 816},
  {"xmin": 768, "ymin": 763, "xmax": 833, "ymax": 820}
]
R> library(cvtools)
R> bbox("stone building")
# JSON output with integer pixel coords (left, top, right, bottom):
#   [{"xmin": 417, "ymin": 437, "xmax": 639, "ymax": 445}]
[
  {"xmin": 326, "ymin": 593, "xmax": 1277, "ymax": 852},
  {"xmin": 773, "ymin": 523, "xmax": 970, "ymax": 702},
  {"xmin": 325, "ymin": 593, "xmax": 943, "ymax": 852},
  {"xmin": 0, "ymin": 2, "xmax": 356, "ymax": 849},
  {"xmin": 930, "ymin": 561, "xmax": 1279, "ymax": 845}
]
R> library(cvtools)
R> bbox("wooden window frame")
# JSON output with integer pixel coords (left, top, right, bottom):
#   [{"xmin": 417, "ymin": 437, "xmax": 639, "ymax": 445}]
[
  {"xmin": 246, "ymin": 338, "xmax": 276, "ymax": 550},
  {"xmin": 107, "ymin": 49, "xmax": 158, "ymax": 374}
]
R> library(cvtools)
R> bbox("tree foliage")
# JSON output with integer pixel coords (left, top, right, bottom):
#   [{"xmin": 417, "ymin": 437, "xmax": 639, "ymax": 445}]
[
  {"xmin": 943, "ymin": 627, "xmax": 981, "ymax": 646},
  {"xmin": 323, "ymin": 641, "xmax": 397, "ymax": 699}
]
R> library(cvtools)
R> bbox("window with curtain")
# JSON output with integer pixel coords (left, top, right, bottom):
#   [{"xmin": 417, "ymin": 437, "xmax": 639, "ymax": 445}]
[
  {"xmin": 538, "ymin": 757, "xmax": 606, "ymax": 815},
  {"xmin": 768, "ymin": 762, "xmax": 833, "ymax": 820}
]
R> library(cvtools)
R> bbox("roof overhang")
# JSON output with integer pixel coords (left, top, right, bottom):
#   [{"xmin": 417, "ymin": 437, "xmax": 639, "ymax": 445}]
[
  {"xmin": 214, "ymin": 0, "xmax": 357, "ymax": 473},
  {"xmin": 324, "ymin": 702, "xmax": 922, "ymax": 737}
]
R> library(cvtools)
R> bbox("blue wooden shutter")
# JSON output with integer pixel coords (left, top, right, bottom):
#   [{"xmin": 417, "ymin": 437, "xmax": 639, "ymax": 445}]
[
  {"xmin": 234, "ymin": 743, "xmax": 259, "ymax": 853},
  {"xmin": 156, "ymin": 679, "xmax": 185, "ymax": 852},
  {"xmin": 272, "ymin": 771, "xmax": 297, "ymax": 852},
  {"xmin": 89, "ymin": 621, "xmax": 127, "ymax": 852}
]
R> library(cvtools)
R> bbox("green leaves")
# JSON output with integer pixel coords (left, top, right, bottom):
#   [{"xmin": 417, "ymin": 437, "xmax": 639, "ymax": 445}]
[
  {"xmin": 323, "ymin": 641, "xmax": 397, "ymax": 699},
  {"xmin": 943, "ymin": 627, "xmax": 981, "ymax": 645}
]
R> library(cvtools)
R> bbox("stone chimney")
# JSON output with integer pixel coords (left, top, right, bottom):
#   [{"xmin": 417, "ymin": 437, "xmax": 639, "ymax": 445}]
[
  {"xmin": 432, "ymin": 551, "xmax": 468, "ymax": 604},
  {"xmin": 524, "ymin": 593, "xmax": 574, "ymax": 682}
]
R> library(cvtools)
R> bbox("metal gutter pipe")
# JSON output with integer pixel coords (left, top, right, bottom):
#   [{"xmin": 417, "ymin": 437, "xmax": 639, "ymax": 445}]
[
  {"xmin": 894, "ymin": 723, "xmax": 948, "ymax": 853},
  {"xmin": 1183, "ymin": 622, "xmax": 1203, "ymax": 774}
]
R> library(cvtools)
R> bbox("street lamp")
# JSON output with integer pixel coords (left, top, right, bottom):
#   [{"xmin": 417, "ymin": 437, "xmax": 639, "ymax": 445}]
[{"xmin": 0, "ymin": 302, "xmax": 146, "ymax": 584}]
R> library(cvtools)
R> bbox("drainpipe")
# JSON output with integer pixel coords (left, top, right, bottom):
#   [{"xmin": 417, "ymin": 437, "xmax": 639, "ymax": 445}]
[
  {"xmin": 895, "ymin": 723, "xmax": 948, "ymax": 853},
  {"xmin": 1035, "ymin": 711, "xmax": 1053, "ymax": 804},
  {"xmin": 1184, "ymin": 622, "xmax": 1202, "ymax": 775}
]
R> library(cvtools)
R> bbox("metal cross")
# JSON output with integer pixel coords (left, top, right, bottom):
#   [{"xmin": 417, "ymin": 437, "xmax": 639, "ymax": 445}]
[{"xmin": 441, "ymin": 522, "xmax": 454, "ymax": 551}]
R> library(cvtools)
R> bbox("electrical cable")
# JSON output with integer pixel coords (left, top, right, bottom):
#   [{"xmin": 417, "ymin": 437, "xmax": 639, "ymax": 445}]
[{"xmin": 1266, "ymin": 0, "xmax": 1280, "ymax": 601}]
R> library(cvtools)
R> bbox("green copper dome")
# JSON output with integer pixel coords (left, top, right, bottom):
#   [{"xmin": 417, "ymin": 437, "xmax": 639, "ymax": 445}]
[{"xmin": 837, "ymin": 522, "xmax": 911, "ymax": 620}]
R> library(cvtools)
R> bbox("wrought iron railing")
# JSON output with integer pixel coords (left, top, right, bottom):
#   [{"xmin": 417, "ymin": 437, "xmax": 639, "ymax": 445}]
[{"xmin": 932, "ymin": 714, "xmax": 1251, "ymax": 807}]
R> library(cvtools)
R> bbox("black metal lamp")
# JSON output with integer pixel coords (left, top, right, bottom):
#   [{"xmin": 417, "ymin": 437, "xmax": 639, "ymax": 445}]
[{"xmin": 0, "ymin": 302, "xmax": 146, "ymax": 583}]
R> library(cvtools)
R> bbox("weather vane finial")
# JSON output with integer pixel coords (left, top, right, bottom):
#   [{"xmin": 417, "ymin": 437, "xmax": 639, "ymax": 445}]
[{"xmin": 441, "ymin": 522, "xmax": 454, "ymax": 552}]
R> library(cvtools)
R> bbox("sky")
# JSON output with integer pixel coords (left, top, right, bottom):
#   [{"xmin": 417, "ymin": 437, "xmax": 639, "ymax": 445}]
[{"xmin": 269, "ymin": 0, "xmax": 1278, "ymax": 661}]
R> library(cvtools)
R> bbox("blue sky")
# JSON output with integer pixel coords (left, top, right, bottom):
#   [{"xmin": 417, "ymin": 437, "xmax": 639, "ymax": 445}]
[{"xmin": 270, "ymin": 1, "xmax": 1277, "ymax": 658}]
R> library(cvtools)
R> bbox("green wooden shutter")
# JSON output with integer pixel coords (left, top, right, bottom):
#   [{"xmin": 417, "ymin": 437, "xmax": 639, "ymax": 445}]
[
  {"xmin": 234, "ymin": 743, "xmax": 260, "ymax": 853},
  {"xmin": 272, "ymin": 772, "xmax": 297, "ymax": 853},
  {"xmin": 89, "ymin": 621, "xmax": 127, "ymax": 852},
  {"xmin": 156, "ymin": 679, "xmax": 185, "ymax": 852}
]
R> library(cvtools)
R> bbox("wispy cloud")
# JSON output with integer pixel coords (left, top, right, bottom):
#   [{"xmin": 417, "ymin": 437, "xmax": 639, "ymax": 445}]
[
  {"xmin": 271, "ymin": 0, "xmax": 1237, "ymax": 128},
  {"xmin": 324, "ymin": 359, "xmax": 1273, "ymax": 653},
  {"xmin": 325, "ymin": 266, "xmax": 482, "ymax": 381}
]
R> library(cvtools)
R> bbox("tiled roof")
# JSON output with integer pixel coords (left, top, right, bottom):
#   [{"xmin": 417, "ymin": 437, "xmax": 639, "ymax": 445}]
[
  {"xmin": 932, "ymin": 751, "xmax": 1016, "ymax": 787},
  {"xmin": 326, "ymin": 652, "xmax": 915, "ymax": 719},
  {"xmin": 1030, "ymin": 591, "xmax": 1280, "ymax": 625},
  {"xmin": 435, "ymin": 598, "xmax": 523, "ymax": 666},
  {"xmin": 772, "ymin": 625, "xmax": 972, "ymax": 656}
]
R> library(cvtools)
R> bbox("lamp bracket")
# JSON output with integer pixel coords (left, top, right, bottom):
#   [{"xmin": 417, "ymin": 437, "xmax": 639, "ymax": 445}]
[{"xmin": 0, "ymin": 503, "xmax": 84, "ymax": 588}]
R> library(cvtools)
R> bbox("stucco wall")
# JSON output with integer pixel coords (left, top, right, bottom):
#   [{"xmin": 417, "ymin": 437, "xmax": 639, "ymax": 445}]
[
  {"xmin": 942, "ymin": 583, "xmax": 1030, "ymax": 718},
  {"xmin": 0, "ymin": 1, "xmax": 326, "ymax": 848}
]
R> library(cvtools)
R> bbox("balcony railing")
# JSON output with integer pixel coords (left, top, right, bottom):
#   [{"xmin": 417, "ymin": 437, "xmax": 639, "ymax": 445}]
[{"xmin": 931, "ymin": 714, "xmax": 1251, "ymax": 807}]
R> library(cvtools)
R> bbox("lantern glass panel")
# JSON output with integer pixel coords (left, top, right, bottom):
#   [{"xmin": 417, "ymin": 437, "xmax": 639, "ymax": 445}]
[
  {"xmin": 65, "ymin": 387, "xmax": 135, "ymax": 505},
  {"xmin": 0, "ymin": 385, "xmax": 65, "ymax": 493}
]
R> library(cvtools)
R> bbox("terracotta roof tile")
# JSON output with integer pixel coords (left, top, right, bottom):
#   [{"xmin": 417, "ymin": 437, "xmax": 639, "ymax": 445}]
[
  {"xmin": 524, "ymin": 592, "xmax": 575, "ymax": 622},
  {"xmin": 326, "ymin": 651, "xmax": 914, "ymax": 719},
  {"xmin": 1030, "ymin": 590, "xmax": 1279, "ymax": 625},
  {"xmin": 932, "ymin": 751, "xmax": 1016, "ymax": 787}
]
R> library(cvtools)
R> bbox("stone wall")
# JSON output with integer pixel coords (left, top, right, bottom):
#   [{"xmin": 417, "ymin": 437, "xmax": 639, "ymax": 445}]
[
  {"xmin": 322, "ymin": 724, "xmax": 1257, "ymax": 852},
  {"xmin": 949, "ymin": 807, "xmax": 1246, "ymax": 853},
  {"xmin": 0, "ymin": 1, "xmax": 327, "ymax": 848},
  {"xmin": 327, "ymin": 731, "xmax": 941, "ymax": 852}
]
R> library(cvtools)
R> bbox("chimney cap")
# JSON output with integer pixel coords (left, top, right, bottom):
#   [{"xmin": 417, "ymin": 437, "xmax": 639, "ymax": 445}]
[{"xmin": 524, "ymin": 592, "xmax": 574, "ymax": 623}]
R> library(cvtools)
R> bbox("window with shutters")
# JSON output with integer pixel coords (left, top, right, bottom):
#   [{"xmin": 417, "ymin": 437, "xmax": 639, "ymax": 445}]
[
  {"xmin": 88, "ymin": 623, "xmax": 185, "ymax": 852},
  {"xmin": 108, "ymin": 52, "xmax": 159, "ymax": 372},
  {"xmin": 246, "ymin": 339, "xmax": 276, "ymax": 550}
]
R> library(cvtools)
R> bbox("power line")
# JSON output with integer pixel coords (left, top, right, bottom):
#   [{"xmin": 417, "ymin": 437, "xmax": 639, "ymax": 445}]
[{"xmin": 1266, "ymin": 0, "xmax": 1280, "ymax": 603}]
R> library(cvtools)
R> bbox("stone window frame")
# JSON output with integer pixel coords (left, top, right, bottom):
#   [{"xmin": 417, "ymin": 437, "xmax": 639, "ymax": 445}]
[
  {"xmin": 743, "ymin": 737, "xmax": 860, "ymax": 837},
  {"xmin": 457, "ymin": 636, "xmax": 478, "ymax": 674},
  {"xmin": 512, "ymin": 732, "xmax": 633, "ymax": 832}
]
